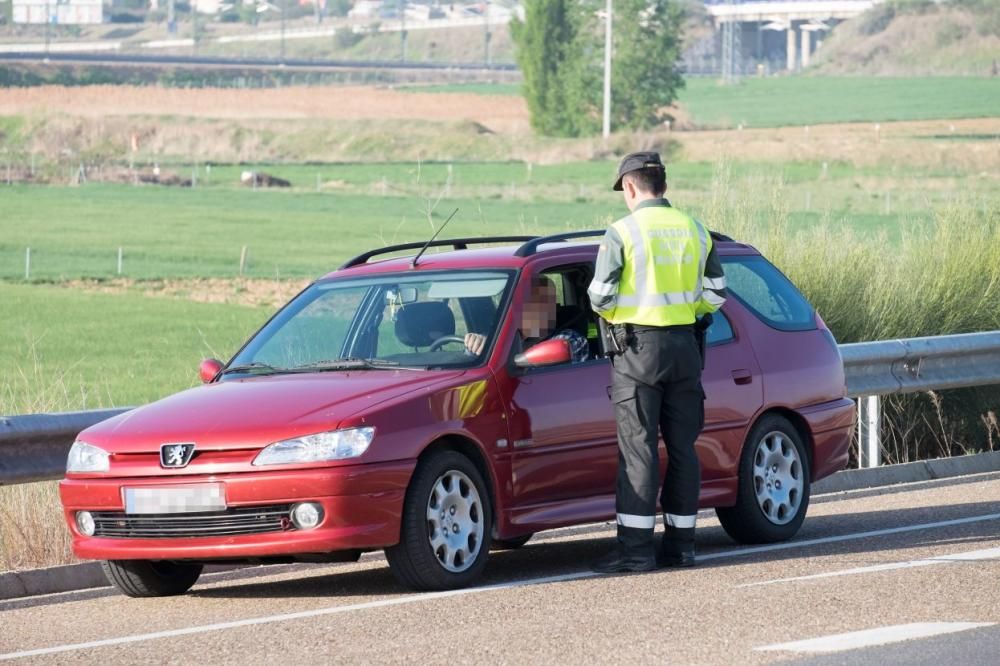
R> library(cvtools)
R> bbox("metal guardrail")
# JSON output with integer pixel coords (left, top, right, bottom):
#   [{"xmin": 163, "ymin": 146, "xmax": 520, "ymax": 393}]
[
  {"xmin": 0, "ymin": 409, "xmax": 131, "ymax": 485},
  {"xmin": 2, "ymin": 332, "xmax": 999, "ymax": 485},
  {"xmin": 841, "ymin": 331, "xmax": 1000, "ymax": 398}
]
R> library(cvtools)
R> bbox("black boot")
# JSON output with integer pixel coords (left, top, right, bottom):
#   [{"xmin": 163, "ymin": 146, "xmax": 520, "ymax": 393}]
[
  {"xmin": 591, "ymin": 544, "xmax": 657, "ymax": 574},
  {"xmin": 657, "ymin": 525, "xmax": 696, "ymax": 568}
]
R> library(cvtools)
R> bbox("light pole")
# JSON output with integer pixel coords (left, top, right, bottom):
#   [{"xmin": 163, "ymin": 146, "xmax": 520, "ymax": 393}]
[
  {"xmin": 602, "ymin": 0, "xmax": 612, "ymax": 139},
  {"xmin": 484, "ymin": 0, "xmax": 491, "ymax": 66},
  {"xmin": 280, "ymin": 0, "xmax": 286, "ymax": 62},
  {"xmin": 399, "ymin": 0, "xmax": 407, "ymax": 62}
]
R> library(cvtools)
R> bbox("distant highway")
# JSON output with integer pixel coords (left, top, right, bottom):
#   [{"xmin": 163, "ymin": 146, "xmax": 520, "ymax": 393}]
[{"xmin": 0, "ymin": 51, "xmax": 516, "ymax": 73}]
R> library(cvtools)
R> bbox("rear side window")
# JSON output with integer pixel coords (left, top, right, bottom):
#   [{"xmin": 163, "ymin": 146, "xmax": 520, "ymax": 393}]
[
  {"xmin": 722, "ymin": 256, "xmax": 815, "ymax": 331},
  {"xmin": 706, "ymin": 311, "xmax": 735, "ymax": 346}
]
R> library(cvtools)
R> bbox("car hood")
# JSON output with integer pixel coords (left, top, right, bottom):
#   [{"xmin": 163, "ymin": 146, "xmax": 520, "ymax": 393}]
[{"xmin": 80, "ymin": 370, "xmax": 467, "ymax": 454}]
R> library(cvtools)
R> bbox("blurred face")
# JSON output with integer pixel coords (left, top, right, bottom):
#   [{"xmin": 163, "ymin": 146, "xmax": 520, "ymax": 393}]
[{"xmin": 522, "ymin": 280, "xmax": 557, "ymax": 339}]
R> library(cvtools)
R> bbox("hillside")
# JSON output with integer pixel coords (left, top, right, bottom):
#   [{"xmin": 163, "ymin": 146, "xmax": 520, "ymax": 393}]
[{"xmin": 812, "ymin": 0, "xmax": 1000, "ymax": 76}]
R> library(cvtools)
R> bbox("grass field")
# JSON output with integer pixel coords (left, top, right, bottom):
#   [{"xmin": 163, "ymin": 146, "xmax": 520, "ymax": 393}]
[
  {"xmin": 0, "ymin": 282, "xmax": 270, "ymax": 410},
  {"xmin": 404, "ymin": 77, "xmax": 1000, "ymax": 129},
  {"xmin": 0, "ymin": 157, "xmax": 964, "ymax": 281}
]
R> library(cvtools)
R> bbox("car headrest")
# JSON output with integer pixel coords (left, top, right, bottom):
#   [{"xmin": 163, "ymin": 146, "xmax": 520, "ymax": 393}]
[{"xmin": 394, "ymin": 302, "xmax": 456, "ymax": 348}]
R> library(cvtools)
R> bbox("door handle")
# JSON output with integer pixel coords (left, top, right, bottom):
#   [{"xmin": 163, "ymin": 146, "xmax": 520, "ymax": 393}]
[{"xmin": 731, "ymin": 369, "xmax": 753, "ymax": 385}]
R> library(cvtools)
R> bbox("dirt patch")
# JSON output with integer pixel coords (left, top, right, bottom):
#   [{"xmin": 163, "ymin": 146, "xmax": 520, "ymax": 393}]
[
  {"xmin": 0, "ymin": 84, "xmax": 530, "ymax": 132},
  {"xmin": 60, "ymin": 277, "xmax": 311, "ymax": 309}
]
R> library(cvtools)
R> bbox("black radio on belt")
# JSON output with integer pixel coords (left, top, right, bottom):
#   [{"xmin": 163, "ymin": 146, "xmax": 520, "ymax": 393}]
[{"xmin": 598, "ymin": 319, "xmax": 633, "ymax": 358}]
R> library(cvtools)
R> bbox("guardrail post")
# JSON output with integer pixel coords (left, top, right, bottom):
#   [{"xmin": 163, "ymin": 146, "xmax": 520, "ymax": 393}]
[{"xmin": 857, "ymin": 395, "xmax": 882, "ymax": 468}]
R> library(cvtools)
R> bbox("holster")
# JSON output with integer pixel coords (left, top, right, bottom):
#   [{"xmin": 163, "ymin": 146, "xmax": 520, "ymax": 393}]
[{"xmin": 598, "ymin": 319, "xmax": 632, "ymax": 358}]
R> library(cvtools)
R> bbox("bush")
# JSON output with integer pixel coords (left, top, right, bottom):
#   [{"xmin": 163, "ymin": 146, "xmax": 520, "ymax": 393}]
[
  {"xmin": 705, "ymin": 164, "xmax": 1000, "ymax": 462},
  {"xmin": 335, "ymin": 29, "xmax": 364, "ymax": 49},
  {"xmin": 109, "ymin": 12, "xmax": 145, "ymax": 23}
]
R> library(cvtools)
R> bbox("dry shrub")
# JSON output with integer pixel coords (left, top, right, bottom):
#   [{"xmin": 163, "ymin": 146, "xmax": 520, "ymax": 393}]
[
  {"xmin": 705, "ymin": 165, "xmax": 1000, "ymax": 463},
  {"xmin": 0, "ymin": 482, "xmax": 73, "ymax": 571}
]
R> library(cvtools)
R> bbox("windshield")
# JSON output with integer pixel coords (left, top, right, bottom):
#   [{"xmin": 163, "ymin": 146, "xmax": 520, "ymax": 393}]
[{"xmin": 227, "ymin": 270, "xmax": 515, "ymax": 374}]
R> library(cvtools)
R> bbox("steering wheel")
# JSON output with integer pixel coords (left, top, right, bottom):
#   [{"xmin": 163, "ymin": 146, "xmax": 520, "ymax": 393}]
[{"xmin": 429, "ymin": 335, "xmax": 467, "ymax": 352}]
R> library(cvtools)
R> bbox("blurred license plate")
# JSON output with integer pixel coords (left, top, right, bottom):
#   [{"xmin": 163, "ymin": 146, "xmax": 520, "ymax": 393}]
[{"xmin": 123, "ymin": 484, "xmax": 226, "ymax": 515}]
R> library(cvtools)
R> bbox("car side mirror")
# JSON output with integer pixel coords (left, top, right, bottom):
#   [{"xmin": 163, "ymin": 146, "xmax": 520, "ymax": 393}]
[
  {"xmin": 199, "ymin": 358, "xmax": 224, "ymax": 383},
  {"xmin": 514, "ymin": 338, "xmax": 572, "ymax": 369}
]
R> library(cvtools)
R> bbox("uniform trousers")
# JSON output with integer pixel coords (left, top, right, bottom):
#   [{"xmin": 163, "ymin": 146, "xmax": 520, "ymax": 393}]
[{"xmin": 609, "ymin": 326, "xmax": 704, "ymax": 554}]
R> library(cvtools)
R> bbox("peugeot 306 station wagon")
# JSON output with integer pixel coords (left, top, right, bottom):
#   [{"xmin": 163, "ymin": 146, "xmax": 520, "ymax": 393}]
[{"xmin": 61, "ymin": 231, "xmax": 855, "ymax": 596}]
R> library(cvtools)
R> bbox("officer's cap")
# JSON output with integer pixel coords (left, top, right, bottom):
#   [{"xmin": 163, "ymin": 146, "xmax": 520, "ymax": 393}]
[{"xmin": 612, "ymin": 151, "xmax": 665, "ymax": 191}]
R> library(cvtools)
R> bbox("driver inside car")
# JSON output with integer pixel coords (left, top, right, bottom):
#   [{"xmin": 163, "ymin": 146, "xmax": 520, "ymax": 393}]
[{"xmin": 464, "ymin": 276, "xmax": 589, "ymax": 362}]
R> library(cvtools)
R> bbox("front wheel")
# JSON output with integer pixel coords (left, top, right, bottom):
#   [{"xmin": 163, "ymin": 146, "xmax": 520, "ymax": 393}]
[
  {"xmin": 386, "ymin": 450, "xmax": 492, "ymax": 590},
  {"xmin": 101, "ymin": 560, "xmax": 203, "ymax": 598},
  {"xmin": 717, "ymin": 415, "xmax": 811, "ymax": 544}
]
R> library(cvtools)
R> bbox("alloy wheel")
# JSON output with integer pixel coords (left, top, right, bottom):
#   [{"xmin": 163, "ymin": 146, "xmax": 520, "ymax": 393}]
[{"xmin": 425, "ymin": 469, "xmax": 484, "ymax": 572}]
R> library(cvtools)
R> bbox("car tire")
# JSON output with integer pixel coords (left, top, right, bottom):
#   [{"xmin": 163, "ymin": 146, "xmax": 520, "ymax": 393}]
[
  {"xmin": 716, "ymin": 414, "xmax": 811, "ymax": 544},
  {"xmin": 386, "ymin": 450, "xmax": 492, "ymax": 591},
  {"xmin": 101, "ymin": 560, "xmax": 203, "ymax": 598},
  {"xmin": 492, "ymin": 534, "xmax": 533, "ymax": 550}
]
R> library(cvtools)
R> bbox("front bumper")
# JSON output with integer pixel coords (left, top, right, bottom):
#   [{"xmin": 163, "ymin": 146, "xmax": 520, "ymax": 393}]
[{"xmin": 59, "ymin": 461, "xmax": 413, "ymax": 561}]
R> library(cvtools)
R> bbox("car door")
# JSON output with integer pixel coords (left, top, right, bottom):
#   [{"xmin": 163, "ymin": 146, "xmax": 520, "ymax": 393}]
[
  {"xmin": 698, "ymin": 307, "xmax": 764, "ymax": 504},
  {"xmin": 499, "ymin": 263, "xmax": 620, "ymax": 516}
]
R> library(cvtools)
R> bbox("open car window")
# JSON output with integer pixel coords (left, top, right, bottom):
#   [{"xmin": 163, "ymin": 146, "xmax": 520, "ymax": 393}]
[{"xmin": 230, "ymin": 270, "xmax": 515, "ymax": 372}]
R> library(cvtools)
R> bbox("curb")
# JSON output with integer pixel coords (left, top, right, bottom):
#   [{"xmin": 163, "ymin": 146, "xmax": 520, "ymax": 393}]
[
  {"xmin": 813, "ymin": 450, "xmax": 1000, "ymax": 495},
  {"xmin": 4, "ymin": 450, "xmax": 999, "ymax": 602}
]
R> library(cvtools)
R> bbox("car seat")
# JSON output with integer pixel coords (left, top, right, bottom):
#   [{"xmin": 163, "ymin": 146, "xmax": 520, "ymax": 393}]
[{"xmin": 394, "ymin": 301, "xmax": 456, "ymax": 349}]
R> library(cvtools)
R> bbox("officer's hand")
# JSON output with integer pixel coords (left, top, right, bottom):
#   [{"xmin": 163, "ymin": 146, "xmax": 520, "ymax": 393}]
[{"xmin": 464, "ymin": 333, "xmax": 487, "ymax": 355}]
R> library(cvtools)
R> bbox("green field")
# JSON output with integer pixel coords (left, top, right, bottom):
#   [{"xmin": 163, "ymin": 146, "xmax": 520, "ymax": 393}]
[
  {"xmin": 678, "ymin": 77, "xmax": 1000, "ymax": 129},
  {"xmin": 0, "ymin": 282, "xmax": 268, "ymax": 411},
  {"xmin": 2, "ymin": 155, "xmax": 978, "ymax": 281},
  {"xmin": 406, "ymin": 77, "xmax": 1000, "ymax": 129}
]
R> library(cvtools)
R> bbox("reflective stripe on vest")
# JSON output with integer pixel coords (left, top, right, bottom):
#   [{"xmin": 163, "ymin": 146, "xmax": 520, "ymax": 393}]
[{"xmin": 605, "ymin": 207, "xmax": 712, "ymax": 327}]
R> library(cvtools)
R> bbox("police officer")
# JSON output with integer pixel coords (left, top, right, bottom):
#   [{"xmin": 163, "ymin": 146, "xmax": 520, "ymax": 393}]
[{"xmin": 589, "ymin": 152, "xmax": 727, "ymax": 573}]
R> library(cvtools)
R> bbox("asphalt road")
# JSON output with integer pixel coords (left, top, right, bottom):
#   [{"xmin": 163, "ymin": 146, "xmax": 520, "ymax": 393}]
[{"xmin": 2, "ymin": 473, "xmax": 999, "ymax": 664}]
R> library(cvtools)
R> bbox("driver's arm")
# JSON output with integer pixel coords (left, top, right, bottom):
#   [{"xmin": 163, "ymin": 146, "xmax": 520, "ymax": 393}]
[{"xmin": 464, "ymin": 333, "xmax": 487, "ymax": 355}]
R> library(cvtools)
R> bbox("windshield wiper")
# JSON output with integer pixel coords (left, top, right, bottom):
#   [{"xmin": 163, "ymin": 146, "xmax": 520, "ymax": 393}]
[
  {"xmin": 221, "ymin": 362, "xmax": 286, "ymax": 376},
  {"xmin": 290, "ymin": 358, "xmax": 408, "ymax": 372}
]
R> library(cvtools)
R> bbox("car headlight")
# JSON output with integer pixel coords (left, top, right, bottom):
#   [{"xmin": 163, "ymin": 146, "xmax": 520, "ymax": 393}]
[
  {"xmin": 66, "ymin": 441, "xmax": 110, "ymax": 473},
  {"xmin": 252, "ymin": 427, "xmax": 375, "ymax": 466}
]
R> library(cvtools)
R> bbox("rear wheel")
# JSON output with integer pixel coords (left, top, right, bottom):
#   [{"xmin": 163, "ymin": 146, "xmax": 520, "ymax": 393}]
[
  {"xmin": 386, "ymin": 450, "xmax": 492, "ymax": 590},
  {"xmin": 717, "ymin": 415, "xmax": 810, "ymax": 544},
  {"xmin": 101, "ymin": 560, "xmax": 203, "ymax": 598}
]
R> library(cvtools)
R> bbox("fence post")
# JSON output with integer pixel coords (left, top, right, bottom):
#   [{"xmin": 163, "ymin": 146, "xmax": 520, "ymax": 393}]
[
  {"xmin": 117, "ymin": 247, "xmax": 123, "ymax": 276},
  {"xmin": 239, "ymin": 246, "xmax": 249, "ymax": 276},
  {"xmin": 857, "ymin": 395, "xmax": 882, "ymax": 468},
  {"xmin": 25, "ymin": 247, "xmax": 31, "ymax": 280}
]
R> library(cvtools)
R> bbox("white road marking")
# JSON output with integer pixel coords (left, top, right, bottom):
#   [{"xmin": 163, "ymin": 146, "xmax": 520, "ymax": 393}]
[
  {"xmin": 3, "ymin": 512, "xmax": 999, "ymax": 661},
  {"xmin": 738, "ymin": 545, "xmax": 1000, "ymax": 587},
  {"xmin": 0, "ymin": 571, "xmax": 597, "ymax": 661},
  {"xmin": 697, "ymin": 512, "xmax": 1000, "ymax": 563},
  {"xmin": 755, "ymin": 622, "xmax": 996, "ymax": 653}
]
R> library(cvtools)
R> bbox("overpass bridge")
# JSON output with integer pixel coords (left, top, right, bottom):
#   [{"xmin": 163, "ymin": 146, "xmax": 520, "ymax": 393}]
[{"xmin": 704, "ymin": 0, "xmax": 882, "ymax": 72}]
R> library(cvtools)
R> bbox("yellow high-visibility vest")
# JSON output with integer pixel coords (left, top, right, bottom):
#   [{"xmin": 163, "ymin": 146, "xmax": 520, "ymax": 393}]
[{"xmin": 604, "ymin": 206, "xmax": 712, "ymax": 327}]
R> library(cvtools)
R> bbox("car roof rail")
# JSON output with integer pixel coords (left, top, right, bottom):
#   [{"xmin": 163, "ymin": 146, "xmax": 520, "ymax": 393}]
[
  {"xmin": 339, "ymin": 236, "xmax": 539, "ymax": 270},
  {"xmin": 515, "ymin": 229, "xmax": 737, "ymax": 258},
  {"xmin": 513, "ymin": 230, "xmax": 606, "ymax": 257}
]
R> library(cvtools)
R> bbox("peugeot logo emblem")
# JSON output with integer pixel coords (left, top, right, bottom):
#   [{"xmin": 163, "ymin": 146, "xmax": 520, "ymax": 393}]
[{"xmin": 160, "ymin": 443, "xmax": 196, "ymax": 468}]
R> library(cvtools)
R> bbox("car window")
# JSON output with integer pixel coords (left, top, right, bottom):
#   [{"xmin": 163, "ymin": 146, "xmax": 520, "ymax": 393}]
[
  {"xmin": 232, "ymin": 271, "xmax": 514, "ymax": 371},
  {"xmin": 536, "ymin": 265, "xmax": 600, "ymax": 362},
  {"xmin": 721, "ymin": 256, "xmax": 815, "ymax": 331},
  {"xmin": 254, "ymin": 288, "xmax": 366, "ymax": 368},
  {"xmin": 706, "ymin": 311, "xmax": 735, "ymax": 346}
]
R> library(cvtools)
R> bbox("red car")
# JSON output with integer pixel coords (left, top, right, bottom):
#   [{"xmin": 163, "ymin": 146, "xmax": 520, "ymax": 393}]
[{"xmin": 60, "ymin": 232, "xmax": 854, "ymax": 596}]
